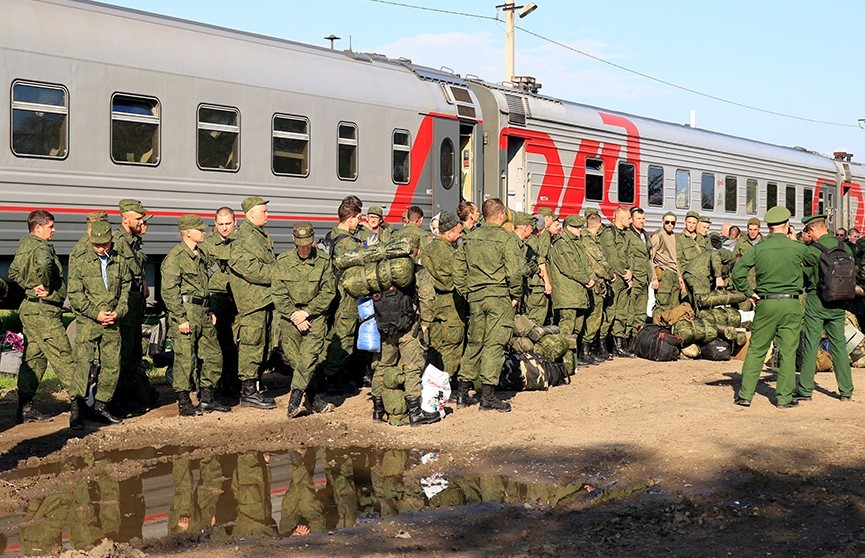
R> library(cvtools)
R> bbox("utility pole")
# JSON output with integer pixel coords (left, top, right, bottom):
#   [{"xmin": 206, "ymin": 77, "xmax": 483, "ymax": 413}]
[{"xmin": 497, "ymin": 2, "xmax": 538, "ymax": 83}]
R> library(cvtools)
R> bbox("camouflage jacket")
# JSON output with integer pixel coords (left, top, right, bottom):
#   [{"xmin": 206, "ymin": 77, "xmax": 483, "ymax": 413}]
[
  {"xmin": 68, "ymin": 247, "xmax": 131, "ymax": 322},
  {"xmin": 8, "ymin": 233, "xmax": 67, "ymax": 305},
  {"xmin": 549, "ymin": 230, "xmax": 593, "ymax": 310},
  {"xmin": 733, "ymin": 233, "xmax": 764, "ymax": 259},
  {"xmin": 69, "ymin": 234, "xmax": 93, "ymax": 261},
  {"xmin": 113, "ymin": 228, "xmax": 146, "ymax": 290},
  {"xmin": 599, "ymin": 224, "xmax": 630, "ymax": 277},
  {"xmin": 423, "ymin": 235, "xmax": 466, "ymax": 321},
  {"xmin": 453, "ymin": 222, "xmax": 523, "ymax": 303},
  {"xmin": 200, "ymin": 230, "xmax": 236, "ymax": 295},
  {"xmin": 524, "ymin": 233, "xmax": 547, "ymax": 289},
  {"xmin": 161, "ymin": 241, "xmax": 211, "ymax": 325},
  {"xmin": 228, "ymin": 221, "xmax": 276, "ymax": 315},
  {"xmin": 359, "ymin": 223, "xmax": 393, "ymax": 246},
  {"xmin": 271, "ymin": 247, "xmax": 335, "ymax": 320},
  {"xmin": 625, "ymin": 227, "xmax": 652, "ymax": 283},
  {"xmin": 580, "ymin": 229, "xmax": 616, "ymax": 284},
  {"xmin": 675, "ymin": 232, "xmax": 704, "ymax": 271}
]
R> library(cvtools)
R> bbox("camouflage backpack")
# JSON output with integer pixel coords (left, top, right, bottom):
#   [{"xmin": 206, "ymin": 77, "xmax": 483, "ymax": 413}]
[{"xmin": 499, "ymin": 352, "xmax": 568, "ymax": 391}]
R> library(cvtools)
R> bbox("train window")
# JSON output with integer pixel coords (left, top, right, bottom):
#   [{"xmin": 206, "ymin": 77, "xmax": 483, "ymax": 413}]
[
  {"xmin": 746, "ymin": 179, "xmax": 758, "ymax": 214},
  {"xmin": 675, "ymin": 169, "xmax": 690, "ymax": 209},
  {"xmin": 111, "ymin": 93, "xmax": 160, "ymax": 165},
  {"xmin": 618, "ymin": 163, "xmax": 635, "ymax": 204},
  {"xmin": 11, "ymin": 80, "xmax": 69, "ymax": 159},
  {"xmin": 272, "ymin": 114, "xmax": 309, "ymax": 177},
  {"xmin": 701, "ymin": 173, "xmax": 715, "ymax": 211},
  {"xmin": 767, "ymin": 182, "xmax": 777, "ymax": 208},
  {"xmin": 647, "ymin": 166, "xmax": 663, "ymax": 207},
  {"xmin": 724, "ymin": 176, "xmax": 737, "ymax": 213},
  {"xmin": 786, "ymin": 185, "xmax": 796, "ymax": 216},
  {"xmin": 440, "ymin": 137, "xmax": 455, "ymax": 189},
  {"xmin": 197, "ymin": 105, "xmax": 239, "ymax": 172},
  {"xmin": 392, "ymin": 129, "xmax": 411, "ymax": 184},
  {"xmin": 337, "ymin": 122, "xmax": 358, "ymax": 181},
  {"xmin": 585, "ymin": 158, "xmax": 603, "ymax": 201},
  {"xmin": 803, "ymin": 188, "xmax": 813, "ymax": 217}
]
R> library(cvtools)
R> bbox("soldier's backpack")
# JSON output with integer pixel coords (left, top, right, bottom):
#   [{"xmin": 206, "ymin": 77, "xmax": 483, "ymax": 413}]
[
  {"xmin": 499, "ymin": 352, "xmax": 568, "ymax": 391},
  {"xmin": 317, "ymin": 231, "xmax": 349, "ymax": 256},
  {"xmin": 631, "ymin": 324, "xmax": 682, "ymax": 361},
  {"xmin": 813, "ymin": 242, "xmax": 856, "ymax": 302},
  {"xmin": 699, "ymin": 338, "xmax": 731, "ymax": 361},
  {"xmin": 373, "ymin": 287, "xmax": 416, "ymax": 338}
]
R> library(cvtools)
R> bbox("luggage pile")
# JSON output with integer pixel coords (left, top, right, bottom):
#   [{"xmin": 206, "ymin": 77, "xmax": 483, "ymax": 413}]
[{"xmin": 336, "ymin": 237, "xmax": 416, "ymax": 298}]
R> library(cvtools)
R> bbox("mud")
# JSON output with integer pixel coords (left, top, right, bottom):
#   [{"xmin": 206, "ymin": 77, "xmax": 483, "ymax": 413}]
[{"xmin": 0, "ymin": 359, "xmax": 864, "ymax": 556}]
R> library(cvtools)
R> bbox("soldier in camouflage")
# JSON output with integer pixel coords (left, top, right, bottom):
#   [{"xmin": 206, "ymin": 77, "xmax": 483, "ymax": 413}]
[
  {"xmin": 8, "ymin": 210, "xmax": 75, "ymax": 423},
  {"xmin": 359, "ymin": 206, "xmax": 392, "ymax": 246},
  {"xmin": 272, "ymin": 221, "xmax": 336, "ymax": 418},
  {"xmin": 161, "ymin": 214, "xmax": 229, "ymax": 416},
  {"xmin": 69, "ymin": 211, "xmax": 109, "ymax": 261},
  {"xmin": 599, "ymin": 206, "xmax": 636, "ymax": 357},
  {"xmin": 676, "ymin": 210, "xmax": 704, "ymax": 276},
  {"xmin": 581, "ymin": 209, "xmax": 616, "ymax": 361},
  {"xmin": 523, "ymin": 207, "xmax": 555, "ymax": 325},
  {"xmin": 67, "ymin": 221, "xmax": 131, "ymax": 429},
  {"xmin": 625, "ymin": 207, "xmax": 652, "ymax": 332}
]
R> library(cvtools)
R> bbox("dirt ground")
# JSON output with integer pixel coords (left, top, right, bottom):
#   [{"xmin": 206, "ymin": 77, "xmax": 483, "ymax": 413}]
[{"xmin": 1, "ymin": 357, "xmax": 865, "ymax": 557}]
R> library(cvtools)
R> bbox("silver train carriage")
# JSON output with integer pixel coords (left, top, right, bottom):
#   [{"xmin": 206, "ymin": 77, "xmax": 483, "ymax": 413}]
[{"xmin": 2, "ymin": 0, "xmax": 864, "ymax": 282}]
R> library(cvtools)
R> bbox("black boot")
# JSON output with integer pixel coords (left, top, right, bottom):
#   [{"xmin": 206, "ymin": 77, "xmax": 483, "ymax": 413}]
[
  {"xmin": 479, "ymin": 384, "xmax": 511, "ymax": 412},
  {"xmin": 309, "ymin": 393, "xmax": 335, "ymax": 414},
  {"xmin": 405, "ymin": 396, "xmax": 441, "ymax": 427},
  {"xmin": 287, "ymin": 389, "xmax": 308, "ymax": 418},
  {"xmin": 581, "ymin": 342, "xmax": 603, "ymax": 365},
  {"xmin": 69, "ymin": 398, "xmax": 84, "ymax": 431},
  {"xmin": 94, "ymin": 401, "xmax": 123, "ymax": 424},
  {"xmin": 199, "ymin": 386, "xmax": 231, "ymax": 413},
  {"xmin": 240, "ymin": 379, "xmax": 276, "ymax": 409},
  {"xmin": 593, "ymin": 336, "xmax": 612, "ymax": 361},
  {"xmin": 456, "ymin": 381, "xmax": 479, "ymax": 408},
  {"xmin": 614, "ymin": 336, "xmax": 636, "ymax": 358},
  {"xmin": 576, "ymin": 345, "xmax": 593, "ymax": 367},
  {"xmin": 16, "ymin": 398, "xmax": 51, "ymax": 424},
  {"xmin": 371, "ymin": 395, "xmax": 385, "ymax": 423},
  {"xmin": 257, "ymin": 381, "xmax": 276, "ymax": 406},
  {"xmin": 176, "ymin": 391, "xmax": 202, "ymax": 416}
]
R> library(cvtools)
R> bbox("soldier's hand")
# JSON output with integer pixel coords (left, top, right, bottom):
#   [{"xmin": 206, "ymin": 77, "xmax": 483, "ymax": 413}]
[
  {"xmin": 623, "ymin": 269, "xmax": 633, "ymax": 282},
  {"xmin": 715, "ymin": 277, "xmax": 725, "ymax": 289},
  {"xmin": 511, "ymin": 299, "xmax": 519, "ymax": 308},
  {"xmin": 178, "ymin": 321, "xmax": 191, "ymax": 334},
  {"xmin": 587, "ymin": 279, "xmax": 596, "ymax": 289},
  {"xmin": 651, "ymin": 278, "xmax": 659, "ymax": 290},
  {"xmin": 211, "ymin": 313, "xmax": 217, "ymax": 326},
  {"xmin": 678, "ymin": 278, "xmax": 687, "ymax": 294},
  {"xmin": 290, "ymin": 310, "xmax": 309, "ymax": 326},
  {"xmin": 96, "ymin": 311, "xmax": 114, "ymax": 325},
  {"xmin": 749, "ymin": 293, "xmax": 760, "ymax": 304},
  {"xmin": 33, "ymin": 285, "xmax": 49, "ymax": 297},
  {"xmin": 296, "ymin": 320, "xmax": 311, "ymax": 332}
]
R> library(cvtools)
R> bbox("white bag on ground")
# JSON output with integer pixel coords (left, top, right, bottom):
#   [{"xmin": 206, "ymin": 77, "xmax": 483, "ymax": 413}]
[{"xmin": 420, "ymin": 363, "xmax": 450, "ymax": 416}]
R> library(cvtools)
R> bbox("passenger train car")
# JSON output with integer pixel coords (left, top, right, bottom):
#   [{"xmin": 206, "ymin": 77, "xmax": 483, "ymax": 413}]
[{"xmin": 2, "ymin": 0, "xmax": 864, "ymax": 277}]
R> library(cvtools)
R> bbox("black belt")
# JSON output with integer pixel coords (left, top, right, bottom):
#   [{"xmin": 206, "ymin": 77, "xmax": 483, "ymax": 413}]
[
  {"xmin": 25, "ymin": 296, "xmax": 63, "ymax": 308},
  {"xmin": 761, "ymin": 294, "xmax": 795, "ymax": 300},
  {"xmin": 182, "ymin": 295, "xmax": 209, "ymax": 306}
]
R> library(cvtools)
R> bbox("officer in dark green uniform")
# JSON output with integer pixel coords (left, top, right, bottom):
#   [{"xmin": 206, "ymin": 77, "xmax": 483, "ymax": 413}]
[
  {"xmin": 625, "ymin": 207, "xmax": 652, "ymax": 331},
  {"xmin": 731, "ymin": 206, "xmax": 819, "ymax": 408},
  {"xmin": 67, "ymin": 221, "xmax": 131, "ymax": 428},
  {"xmin": 453, "ymin": 198, "xmax": 523, "ymax": 412},
  {"xmin": 795, "ymin": 214, "xmax": 854, "ymax": 402},
  {"xmin": 69, "ymin": 211, "xmax": 109, "ymax": 261},
  {"xmin": 8, "ymin": 209, "xmax": 75, "ymax": 423},
  {"xmin": 599, "ymin": 206, "xmax": 635, "ymax": 356},
  {"xmin": 272, "ymin": 221, "xmax": 336, "ymax": 418},
  {"xmin": 228, "ymin": 196, "xmax": 278, "ymax": 409},
  {"xmin": 162, "ymin": 214, "xmax": 229, "ymax": 416}
]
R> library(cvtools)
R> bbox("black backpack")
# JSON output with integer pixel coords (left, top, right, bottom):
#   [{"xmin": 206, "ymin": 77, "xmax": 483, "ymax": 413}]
[
  {"xmin": 373, "ymin": 287, "xmax": 417, "ymax": 338},
  {"xmin": 631, "ymin": 324, "xmax": 682, "ymax": 361},
  {"xmin": 317, "ymin": 231, "xmax": 349, "ymax": 257},
  {"xmin": 813, "ymin": 242, "xmax": 856, "ymax": 303},
  {"xmin": 700, "ymin": 338, "xmax": 731, "ymax": 361}
]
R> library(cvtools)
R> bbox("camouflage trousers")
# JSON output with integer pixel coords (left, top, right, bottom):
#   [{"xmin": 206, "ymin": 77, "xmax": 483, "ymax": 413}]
[
  {"xmin": 371, "ymin": 326, "xmax": 425, "ymax": 399},
  {"xmin": 234, "ymin": 307, "xmax": 273, "ymax": 382},
  {"xmin": 169, "ymin": 305, "xmax": 223, "ymax": 392},
  {"xmin": 70, "ymin": 320, "xmax": 121, "ymax": 403},
  {"xmin": 18, "ymin": 302, "xmax": 74, "ymax": 401},
  {"xmin": 428, "ymin": 317, "xmax": 465, "ymax": 378},
  {"xmin": 459, "ymin": 297, "xmax": 515, "ymax": 386},
  {"xmin": 602, "ymin": 278, "xmax": 629, "ymax": 338},
  {"xmin": 627, "ymin": 279, "xmax": 649, "ymax": 333},
  {"xmin": 279, "ymin": 314, "xmax": 328, "ymax": 392},
  {"xmin": 279, "ymin": 452, "xmax": 326, "ymax": 535},
  {"xmin": 523, "ymin": 285, "xmax": 550, "ymax": 325},
  {"xmin": 556, "ymin": 307, "xmax": 587, "ymax": 375},
  {"xmin": 653, "ymin": 269, "xmax": 681, "ymax": 316},
  {"xmin": 169, "ymin": 456, "xmax": 224, "ymax": 535},
  {"xmin": 584, "ymin": 289, "xmax": 607, "ymax": 340},
  {"xmin": 324, "ymin": 293, "xmax": 358, "ymax": 378}
]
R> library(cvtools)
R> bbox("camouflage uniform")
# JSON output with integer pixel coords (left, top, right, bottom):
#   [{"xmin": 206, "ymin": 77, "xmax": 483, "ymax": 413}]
[
  {"xmin": 625, "ymin": 226, "xmax": 652, "ymax": 329},
  {"xmin": 67, "ymin": 244, "xmax": 131, "ymax": 403},
  {"xmin": 423, "ymin": 235, "xmax": 467, "ymax": 376},
  {"xmin": 8, "ymin": 233, "xmax": 75, "ymax": 404},
  {"xmin": 523, "ymin": 230, "xmax": 552, "ymax": 325},
  {"xmin": 370, "ymin": 285, "xmax": 426, "ymax": 400},
  {"xmin": 392, "ymin": 222, "xmax": 431, "ymax": 250},
  {"xmin": 200, "ymin": 230, "xmax": 238, "ymax": 393},
  {"xmin": 160, "ymin": 240, "xmax": 223, "ymax": 393},
  {"xmin": 675, "ymin": 232, "xmax": 704, "ymax": 273},
  {"xmin": 229, "ymin": 452, "xmax": 278, "ymax": 537},
  {"xmin": 453, "ymin": 222, "xmax": 523, "ymax": 387},
  {"xmin": 323, "ymin": 226, "xmax": 363, "ymax": 381},
  {"xmin": 272, "ymin": 246, "xmax": 335, "ymax": 392},
  {"xmin": 599, "ymin": 223, "xmax": 631, "ymax": 339},
  {"xmin": 580, "ymin": 229, "xmax": 616, "ymax": 344},
  {"xmin": 278, "ymin": 449, "xmax": 327, "ymax": 535},
  {"xmin": 549, "ymin": 228, "xmax": 593, "ymax": 372},
  {"xmin": 682, "ymin": 248, "xmax": 730, "ymax": 301}
]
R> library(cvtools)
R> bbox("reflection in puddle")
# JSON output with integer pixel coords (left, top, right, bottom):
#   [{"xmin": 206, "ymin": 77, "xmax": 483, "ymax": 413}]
[{"xmin": 0, "ymin": 447, "xmax": 635, "ymax": 555}]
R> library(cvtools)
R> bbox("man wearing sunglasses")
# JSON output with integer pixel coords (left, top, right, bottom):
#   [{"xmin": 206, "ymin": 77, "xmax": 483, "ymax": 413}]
[{"xmin": 650, "ymin": 212, "xmax": 685, "ymax": 315}]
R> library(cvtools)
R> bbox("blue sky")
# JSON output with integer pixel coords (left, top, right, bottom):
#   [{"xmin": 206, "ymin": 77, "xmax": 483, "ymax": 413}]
[{"xmin": 107, "ymin": 0, "xmax": 865, "ymax": 160}]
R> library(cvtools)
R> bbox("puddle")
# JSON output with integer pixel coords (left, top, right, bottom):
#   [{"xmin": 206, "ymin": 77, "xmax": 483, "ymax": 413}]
[{"xmin": 0, "ymin": 446, "xmax": 649, "ymax": 555}]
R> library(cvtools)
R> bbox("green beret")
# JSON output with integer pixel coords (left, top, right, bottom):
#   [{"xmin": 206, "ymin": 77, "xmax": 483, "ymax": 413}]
[
  {"xmin": 438, "ymin": 210, "xmax": 460, "ymax": 233},
  {"xmin": 564, "ymin": 214, "xmax": 585, "ymax": 227},
  {"xmin": 119, "ymin": 199, "xmax": 146, "ymax": 215},
  {"xmin": 801, "ymin": 214, "xmax": 828, "ymax": 227},
  {"xmin": 178, "ymin": 214, "xmax": 206, "ymax": 231},
  {"xmin": 292, "ymin": 221, "xmax": 315, "ymax": 245},
  {"xmin": 513, "ymin": 212, "xmax": 535, "ymax": 227},
  {"xmin": 698, "ymin": 215, "xmax": 711, "ymax": 224},
  {"xmin": 747, "ymin": 217, "xmax": 760, "ymax": 227},
  {"xmin": 241, "ymin": 196, "xmax": 269, "ymax": 214},
  {"xmin": 584, "ymin": 208, "xmax": 600, "ymax": 218},
  {"xmin": 685, "ymin": 210, "xmax": 700, "ymax": 220},
  {"xmin": 86, "ymin": 211, "xmax": 108, "ymax": 224},
  {"xmin": 89, "ymin": 221, "xmax": 113, "ymax": 244},
  {"xmin": 764, "ymin": 205, "xmax": 791, "ymax": 226},
  {"xmin": 367, "ymin": 206, "xmax": 384, "ymax": 217}
]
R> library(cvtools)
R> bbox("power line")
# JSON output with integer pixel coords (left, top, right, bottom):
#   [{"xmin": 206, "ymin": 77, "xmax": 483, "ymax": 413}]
[{"xmin": 367, "ymin": 0, "xmax": 858, "ymax": 129}]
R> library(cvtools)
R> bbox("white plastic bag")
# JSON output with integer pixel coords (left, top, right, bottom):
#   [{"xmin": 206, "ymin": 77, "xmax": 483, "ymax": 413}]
[{"xmin": 420, "ymin": 363, "xmax": 450, "ymax": 416}]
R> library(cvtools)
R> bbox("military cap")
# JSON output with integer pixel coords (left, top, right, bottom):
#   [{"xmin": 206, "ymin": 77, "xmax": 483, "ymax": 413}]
[
  {"xmin": 178, "ymin": 214, "xmax": 206, "ymax": 231},
  {"xmin": 584, "ymin": 208, "xmax": 600, "ymax": 218},
  {"xmin": 142, "ymin": 214, "xmax": 153, "ymax": 222},
  {"xmin": 291, "ymin": 221, "xmax": 315, "ymax": 245},
  {"xmin": 747, "ymin": 217, "xmax": 760, "ymax": 227},
  {"xmin": 801, "ymin": 214, "xmax": 828, "ymax": 227},
  {"xmin": 86, "ymin": 211, "xmax": 108, "ymax": 224},
  {"xmin": 698, "ymin": 215, "xmax": 712, "ymax": 224},
  {"xmin": 438, "ymin": 210, "xmax": 460, "ymax": 233},
  {"xmin": 764, "ymin": 205, "xmax": 791, "ymax": 226},
  {"xmin": 536, "ymin": 206, "xmax": 558, "ymax": 219},
  {"xmin": 368, "ymin": 206, "xmax": 384, "ymax": 217},
  {"xmin": 663, "ymin": 211, "xmax": 677, "ymax": 221},
  {"xmin": 241, "ymin": 196, "xmax": 269, "ymax": 214},
  {"xmin": 89, "ymin": 221, "xmax": 113, "ymax": 244},
  {"xmin": 513, "ymin": 212, "xmax": 535, "ymax": 227},
  {"xmin": 119, "ymin": 199, "xmax": 147, "ymax": 215},
  {"xmin": 564, "ymin": 214, "xmax": 585, "ymax": 228},
  {"xmin": 685, "ymin": 210, "xmax": 700, "ymax": 220}
]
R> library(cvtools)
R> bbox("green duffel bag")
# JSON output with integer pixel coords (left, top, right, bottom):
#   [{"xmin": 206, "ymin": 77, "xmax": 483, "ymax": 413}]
[
  {"xmin": 341, "ymin": 257, "xmax": 416, "ymax": 298},
  {"xmin": 673, "ymin": 318, "xmax": 715, "ymax": 345},
  {"xmin": 510, "ymin": 336, "xmax": 535, "ymax": 353},
  {"xmin": 333, "ymin": 237, "xmax": 415, "ymax": 270},
  {"xmin": 695, "ymin": 291, "xmax": 748, "ymax": 309},
  {"xmin": 513, "ymin": 314, "xmax": 536, "ymax": 338},
  {"xmin": 534, "ymin": 333, "xmax": 569, "ymax": 361},
  {"xmin": 381, "ymin": 386, "xmax": 409, "ymax": 427}
]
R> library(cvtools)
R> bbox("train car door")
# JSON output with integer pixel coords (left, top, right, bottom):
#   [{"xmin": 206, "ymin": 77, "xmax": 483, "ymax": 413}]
[
  {"xmin": 461, "ymin": 122, "xmax": 483, "ymax": 204},
  {"xmin": 505, "ymin": 137, "xmax": 529, "ymax": 212},
  {"xmin": 432, "ymin": 118, "xmax": 461, "ymax": 213}
]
